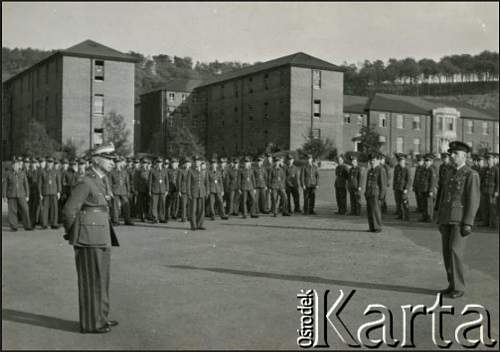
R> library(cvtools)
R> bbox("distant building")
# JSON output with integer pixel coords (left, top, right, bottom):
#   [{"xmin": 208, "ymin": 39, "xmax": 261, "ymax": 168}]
[
  {"xmin": 2, "ymin": 39, "xmax": 138, "ymax": 159},
  {"xmin": 342, "ymin": 95, "xmax": 368, "ymax": 152}
]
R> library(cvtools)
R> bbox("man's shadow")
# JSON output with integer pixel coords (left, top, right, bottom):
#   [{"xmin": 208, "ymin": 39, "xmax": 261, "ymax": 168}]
[{"xmin": 2, "ymin": 308, "xmax": 80, "ymax": 333}]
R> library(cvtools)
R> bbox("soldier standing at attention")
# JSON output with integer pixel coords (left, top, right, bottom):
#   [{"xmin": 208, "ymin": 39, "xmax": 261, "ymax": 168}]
[
  {"xmin": 134, "ymin": 159, "xmax": 150, "ymax": 222},
  {"xmin": 419, "ymin": 153, "xmax": 438, "ymax": 222},
  {"xmin": 62, "ymin": 143, "xmax": 120, "ymax": 333},
  {"xmin": 127, "ymin": 158, "xmax": 137, "ymax": 219},
  {"xmin": 264, "ymin": 152, "xmax": 274, "ymax": 213},
  {"xmin": 285, "ymin": 154, "xmax": 301, "ymax": 214},
  {"xmin": 239, "ymin": 156, "xmax": 259, "ymax": 219},
  {"xmin": 178, "ymin": 157, "xmax": 191, "ymax": 222},
  {"xmin": 412, "ymin": 154, "xmax": 425, "ymax": 213},
  {"xmin": 347, "ymin": 155, "xmax": 362, "ymax": 216},
  {"xmin": 38, "ymin": 157, "xmax": 61, "ymax": 229},
  {"xmin": 393, "ymin": 153, "xmax": 410, "ymax": 221},
  {"xmin": 149, "ymin": 157, "xmax": 169, "ymax": 224},
  {"xmin": 110, "ymin": 157, "xmax": 134, "ymax": 226},
  {"xmin": 28, "ymin": 157, "xmax": 41, "ymax": 228},
  {"xmin": 219, "ymin": 157, "xmax": 230, "ymax": 215},
  {"xmin": 253, "ymin": 155, "xmax": 269, "ymax": 214},
  {"xmin": 207, "ymin": 158, "xmax": 228, "ymax": 220},
  {"xmin": 436, "ymin": 141, "xmax": 480, "ymax": 299},
  {"xmin": 365, "ymin": 153, "xmax": 387, "ymax": 233},
  {"xmin": 435, "ymin": 152, "xmax": 454, "ymax": 214},
  {"xmin": 187, "ymin": 156, "xmax": 208, "ymax": 230},
  {"xmin": 301, "ymin": 154, "xmax": 319, "ymax": 215},
  {"xmin": 227, "ymin": 158, "xmax": 241, "ymax": 216},
  {"xmin": 269, "ymin": 156, "xmax": 290, "ymax": 217},
  {"xmin": 478, "ymin": 153, "xmax": 499, "ymax": 228},
  {"xmin": 334, "ymin": 155, "xmax": 349, "ymax": 215},
  {"xmin": 379, "ymin": 156, "xmax": 391, "ymax": 214},
  {"xmin": 3, "ymin": 157, "xmax": 32, "ymax": 231},
  {"xmin": 166, "ymin": 158, "xmax": 180, "ymax": 221}
]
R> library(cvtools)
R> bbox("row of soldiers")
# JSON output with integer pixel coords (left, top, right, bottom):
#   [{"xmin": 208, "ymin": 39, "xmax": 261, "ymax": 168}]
[{"xmin": 3, "ymin": 153, "xmax": 321, "ymax": 231}]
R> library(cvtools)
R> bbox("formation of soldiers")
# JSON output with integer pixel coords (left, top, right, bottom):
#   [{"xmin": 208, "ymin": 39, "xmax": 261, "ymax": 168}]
[{"xmin": 3, "ymin": 150, "xmax": 498, "ymax": 232}]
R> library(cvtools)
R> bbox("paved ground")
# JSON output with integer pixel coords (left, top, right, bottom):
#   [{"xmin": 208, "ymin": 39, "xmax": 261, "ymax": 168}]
[{"xmin": 2, "ymin": 171, "xmax": 499, "ymax": 350}]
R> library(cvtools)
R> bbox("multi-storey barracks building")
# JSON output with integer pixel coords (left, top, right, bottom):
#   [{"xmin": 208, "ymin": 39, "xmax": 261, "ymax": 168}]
[
  {"xmin": 138, "ymin": 52, "xmax": 498, "ymax": 157},
  {"xmin": 2, "ymin": 40, "xmax": 137, "ymax": 158}
]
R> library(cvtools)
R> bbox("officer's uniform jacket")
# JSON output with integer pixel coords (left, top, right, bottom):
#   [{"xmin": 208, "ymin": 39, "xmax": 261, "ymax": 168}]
[
  {"xmin": 110, "ymin": 169, "xmax": 130, "ymax": 196},
  {"xmin": 239, "ymin": 168, "xmax": 256, "ymax": 191},
  {"xmin": 348, "ymin": 166, "xmax": 361, "ymax": 190},
  {"xmin": 365, "ymin": 165, "xmax": 387, "ymax": 199},
  {"xmin": 177, "ymin": 168, "xmax": 189, "ymax": 194},
  {"xmin": 127, "ymin": 168, "xmax": 135, "ymax": 194},
  {"xmin": 38, "ymin": 168, "xmax": 62, "ymax": 196},
  {"xmin": 301, "ymin": 164, "xmax": 319, "ymax": 188},
  {"xmin": 2, "ymin": 169, "xmax": 30, "ymax": 199},
  {"xmin": 413, "ymin": 165, "xmax": 425, "ymax": 192},
  {"xmin": 227, "ymin": 166, "xmax": 240, "ymax": 191},
  {"xmin": 207, "ymin": 168, "xmax": 224, "ymax": 194},
  {"xmin": 134, "ymin": 168, "xmax": 150, "ymax": 194},
  {"xmin": 393, "ymin": 165, "xmax": 410, "ymax": 191},
  {"xmin": 480, "ymin": 166, "xmax": 499, "ymax": 195},
  {"xmin": 335, "ymin": 164, "xmax": 349, "ymax": 188},
  {"xmin": 27, "ymin": 168, "xmax": 39, "ymax": 195},
  {"xmin": 168, "ymin": 168, "xmax": 180, "ymax": 193},
  {"xmin": 421, "ymin": 166, "xmax": 438, "ymax": 194},
  {"xmin": 254, "ymin": 166, "xmax": 268, "ymax": 189},
  {"xmin": 187, "ymin": 168, "xmax": 208, "ymax": 198},
  {"xmin": 285, "ymin": 164, "xmax": 301, "ymax": 189},
  {"xmin": 149, "ymin": 168, "xmax": 169, "ymax": 194},
  {"xmin": 62, "ymin": 168, "xmax": 119, "ymax": 247},
  {"xmin": 269, "ymin": 167, "xmax": 286, "ymax": 190},
  {"xmin": 437, "ymin": 164, "xmax": 480, "ymax": 226}
]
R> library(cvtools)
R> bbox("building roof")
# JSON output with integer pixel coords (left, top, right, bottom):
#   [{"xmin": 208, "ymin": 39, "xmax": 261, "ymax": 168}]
[
  {"xmin": 3, "ymin": 40, "xmax": 138, "ymax": 85},
  {"xmin": 344, "ymin": 95, "xmax": 369, "ymax": 114},
  {"xmin": 368, "ymin": 93, "xmax": 498, "ymax": 121},
  {"xmin": 198, "ymin": 52, "xmax": 342, "ymax": 87},
  {"xmin": 143, "ymin": 78, "xmax": 204, "ymax": 95}
]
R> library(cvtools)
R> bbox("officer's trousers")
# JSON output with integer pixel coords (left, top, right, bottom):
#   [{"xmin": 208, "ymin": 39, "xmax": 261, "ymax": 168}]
[
  {"xmin": 209, "ymin": 192, "xmax": 226, "ymax": 218},
  {"xmin": 303, "ymin": 187, "xmax": 316, "ymax": 214},
  {"xmin": 29, "ymin": 188, "xmax": 41, "ymax": 226},
  {"xmin": 166, "ymin": 191, "xmax": 179, "ymax": 220},
  {"xmin": 190, "ymin": 197, "xmax": 205, "ymax": 229},
  {"xmin": 112, "ymin": 195, "xmax": 131, "ymax": 224},
  {"xmin": 479, "ymin": 193, "xmax": 496, "ymax": 227},
  {"xmin": 439, "ymin": 224, "xmax": 466, "ymax": 292},
  {"xmin": 136, "ymin": 192, "xmax": 148, "ymax": 221},
  {"xmin": 151, "ymin": 193, "xmax": 166, "ymax": 222},
  {"xmin": 74, "ymin": 246, "xmax": 111, "ymax": 333},
  {"xmin": 229, "ymin": 190, "xmax": 240, "ymax": 215},
  {"xmin": 335, "ymin": 187, "xmax": 347, "ymax": 214},
  {"xmin": 271, "ymin": 188, "xmax": 289, "ymax": 215},
  {"xmin": 8, "ymin": 197, "xmax": 31, "ymax": 230},
  {"xmin": 421, "ymin": 193, "xmax": 435, "ymax": 221},
  {"xmin": 394, "ymin": 190, "xmax": 409, "ymax": 220},
  {"xmin": 241, "ymin": 189, "xmax": 257, "ymax": 217},
  {"xmin": 41, "ymin": 194, "xmax": 58, "ymax": 227},
  {"xmin": 286, "ymin": 186, "xmax": 300, "ymax": 213},
  {"xmin": 365, "ymin": 196, "xmax": 382, "ymax": 231},
  {"xmin": 179, "ymin": 194, "xmax": 189, "ymax": 221},
  {"xmin": 254, "ymin": 187, "xmax": 268, "ymax": 213},
  {"xmin": 349, "ymin": 189, "xmax": 361, "ymax": 215}
]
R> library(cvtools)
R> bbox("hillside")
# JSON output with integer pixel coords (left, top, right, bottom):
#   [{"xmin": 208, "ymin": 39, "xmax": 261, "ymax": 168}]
[{"xmin": 423, "ymin": 92, "xmax": 499, "ymax": 117}]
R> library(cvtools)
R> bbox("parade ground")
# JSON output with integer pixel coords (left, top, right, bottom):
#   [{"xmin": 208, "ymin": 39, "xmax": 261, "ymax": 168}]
[{"xmin": 2, "ymin": 173, "xmax": 499, "ymax": 350}]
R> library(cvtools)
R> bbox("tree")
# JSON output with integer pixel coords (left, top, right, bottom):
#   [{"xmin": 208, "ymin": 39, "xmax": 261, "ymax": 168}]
[
  {"xmin": 298, "ymin": 135, "xmax": 337, "ymax": 160},
  {"xmin": 20, "ymin": 119, "xmax": 60, "ymax": 156},
  {"xmin": 61, "ymin": 138, "xmax": 83, "ymax": 160},
  {"xmin": 165, "ymin": 125, "xmax": 205, "ymax": 158},
  {"xmin": 353, "ymin": 125, "xmax": 383, "ymax": 160},
  {"xmin": 102, "ymin": 111, "xmax": 132, "ymax": 156}
]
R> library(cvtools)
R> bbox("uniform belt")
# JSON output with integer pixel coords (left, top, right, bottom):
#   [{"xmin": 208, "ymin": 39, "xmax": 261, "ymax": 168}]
[{"xmin": 81, "ymin": 206, "xmax": 108, "ymax": 213}]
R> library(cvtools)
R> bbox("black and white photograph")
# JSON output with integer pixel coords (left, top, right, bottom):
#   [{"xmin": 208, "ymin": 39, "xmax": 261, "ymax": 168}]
[{"xmin": 1, "ymin": 1, "xmax": 499, "ymax": 350}]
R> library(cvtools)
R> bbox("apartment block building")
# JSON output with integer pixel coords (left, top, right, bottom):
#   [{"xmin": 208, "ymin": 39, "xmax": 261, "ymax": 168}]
[{"xmin": 2, "ymin": 40, "xmax": 137, "ymax": 158}]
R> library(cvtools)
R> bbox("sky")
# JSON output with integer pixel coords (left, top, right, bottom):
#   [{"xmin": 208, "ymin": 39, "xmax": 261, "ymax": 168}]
[{"xmin": 2, "ymin": 2, "xmax": 499, "ymax": 66}]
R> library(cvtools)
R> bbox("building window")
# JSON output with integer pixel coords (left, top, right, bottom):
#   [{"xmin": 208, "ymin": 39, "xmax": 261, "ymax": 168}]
[
  {"xmin": 395, "ymin": 137, "xmax": 404, "ymax": 153},
  {"xmin": 446, "ymin": 118, "xmax": 454, "ymax": 131},
  {"xmin": 168, "ymin": 93, "xmax": 175, "ymax": 102},
  {"xmin": 220, "ymin": 85, "xmax": 224, "ymax": 99},
  {"xmin": 45, "ymin": 97, "xmax": 49, "ymax": 120},
  {"xmin": 93, "ymin": 94, "xmax": 104, "ymax": 115},
  {"xmin": 358, "ymin": 115, "xmax": 364, "ymax": 125},
  {"xmin": 94, "ymin": 60, "xmax": 104, "ymax": 81},
  {"xmin": 413, "ymin": 138, "xmax": 421, "ymax": 153},
  {"xmin": 466, "ymin": 120, "xmax": 474, "ymax": 134},
  {"xmin": 312, "ymin": 70, "xmax": 321, "ymax": 89},
  {"xmin": 482, "ymin": 121, "xmax": 489, "ymax": 135},
  {"xmin": 379, "ymin": 113, "xmax": 387, "ymax": 128},
  {"xmin": 466, "ymin": 141, "xmax": 473, "ymax": 148},
  {"xmin": 412, "ymin": 116, "xmax": 421, "ymax": 130},
  {"xmin": 311, "ymin": 128, "xmax": 321, "ymax": 139},
  {"xmin": 438, "ymin": 117, "xmax": 443, "ymax": 131},
  {"xmin": 264, "ymin": 73, "xmax": 269, "ymax": 90},
  {"xmin": 36, "ymin": 69, "xmax": 40, "ymax": 87},
  {"xmin": 234, "ymin": 107, "xmax": 238, "ymax": 112},
  {"xmin": 396, "ymin": 115, "xmax": 404, "ymax": 129},
  {"xmin": 313, "ymin": 100, "xmax": 321, "ymax": 118},
  {"xmin": 93, "ymin": 128, "xmax": 104, "ymax": 146},
  {"xmin": 234, "ymin": 82, "xmax": 239, "ymax": 97},
  {"xmin": 45, "ymin": 64, "xmax": 49, "ymax": 84},
  {"xmin": 379, "ymin": 135, "xmax": 386, "ymax": 143},
  {"xmin": 344, "ymin": 114, "xmax": 351, "ymax": 124},
  {"xmin": 182, "ymin": 94, "xmax": 187, "ymax": 102}
]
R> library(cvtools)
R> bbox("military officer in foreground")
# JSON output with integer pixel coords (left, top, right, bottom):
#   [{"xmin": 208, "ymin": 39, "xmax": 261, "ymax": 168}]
[
  {"xmin": 301, "ymin": 154, "xmax": 319, "ymax": 215},
  {"xmin": 149, "ymin": 157, "xmax": 169, "ymax": 223},
  {"xmin": 254, "ymin": 155, "xmax": 269, "ymax": 214},
  {"xmin": 110, "ymin": 157, "xmax": 134, "ymax": 226},
  {"xmin": 393, "ymin": 153, "xmax": 410, "ymax": 221},
  {"xmin": 285, "ymin": 153, "xmax": 301, "ymax": 214},
  {"xmin": 347, "ymin": 155, "xmax": 362, "ymax": 216},
  {"xmin": 239, "ymin": 156, "xmax": 259, "ymax": 219},
  {"xmin": 3, "ymin": 157, "xmax": 32, "ymax": 231},
  {"xmin": 420, "ymin": 153, "xmax": 438, "ymax": 222},
  {"xmin": 413, "ymin": 154, "xmax": 425, "ymax": 213},
  {"xmin": 365, "ymin": 153, "xmax": 387, "ymax": 233},
  {"xmin": 269, "ymin": 156, "xmax": 290, "ymax": 217},
  {"xmin": 187, "ymin": 156, "xmax": 208, "ymax": 230},
  {"xmin": 62, "ymin": 143, "xmax": 120, "ymax": 333},
  {"xmin": 334, "ymin": 155, "xmax": 349, "ymax": 215},
  {"xmin": 38, "ymin": 157, "xmax": 62, "ymax": 229},
  {"xmin": 478, "ymin": 153, "xmax": 499, "ymax": 228},
  {"xmin": 207, "ymin": 158, "xmax": 228, "ymax": 220},
  {"xmin": 436, "ymin": 141, "xmax": 480, "ymax": 299}
]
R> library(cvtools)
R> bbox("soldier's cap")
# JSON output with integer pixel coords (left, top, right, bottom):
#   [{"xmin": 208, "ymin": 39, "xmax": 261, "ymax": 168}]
[
  {"xmin": 70, "ymin": 160, "xmax": 77, "ymax": 165},
  {"xmin": 220, "ymin": 157, "xmax": 228, "ymax": 163},
  {"xmin": 257, "ymin": 155, "xmax": 265, "ymax": 161},
  {"xmin": 367, "ymin": 152, "xmax": 378, "ymax": 160},
  {"xmin": 477, "ymin": 154, "xmax": 485, "ymax": 160},
  {"xmin": 62, "ymin": 158, "xmax": 69, "ymax": 164},
  {"xmin": 24, "ymin": 157, "xmax": 31, "ymax": 162},
  {"xmin": 164, "ymin": 158, "xmax": 170, "ymax": 163},
  {"xmin": 184, "ymin": 157, "xmax": 192, "ymax": 163},
  {"xmin": 210, "ymin": 157, "xmax": 218, "ymax": 163},
  {"xmin": 273, "ymin": 156, "xmax": 281, "ymax": 162},
  {"xmin": 155, "ymin": 157, "xmax": 163, "ymax": 163},
  {"xmin": 38, "ymin": 157, "xmax": 46, "ymax": 162},
  {"xmin": 287, "ymin": 153, "xmax": 294, "ymax": 160},
  {"xmin": 91, "ymin": 143, "xmax": 118, "ymax": 160},
  {"xmin": 307, "ymin": 153, "xmax": 313, "ymax": 159},
  {"xmin": 440, "ymin": 152, "xmax": 450, "ymax": 159},
  {"xmin": 244, "ymin": 156, "xmax": 252, "ymax": 162},
  {"xmin": 265, "ymin": 152, "xmax": 271, "ymax": 157},
  {"xmin": 231, "ymin": 157, "xmax": 239, "ymax": 163},
  {"xmin": 134, "ymin": 159, "xmax": 140, "ymax": 163},
  {"xmin": 448, "ymin": 141, "xmax": 471, "ymax": 154},
  {"xmin": 46, "ymin": 157, "xmax": 54, "ymax": 162},
  {"xmin": 485, "ymin": 153, "xmax": 494, "ymax": 159},
  {"xmin": 396, "ymin": 153, "xmax": 407, "ymax": 160},
  {"xmin": 78, "ymin": 158, "xmax": 86, "ymax": 165},
  {"xmin": 424, "ymin": 153, "xmax": 434, "ymax": 161},
  {"xmin": 171, "ymin": 158, "xmax": 179, "ymax": 163},
  {"xmin": 415, "ymin": 154, "xmax": 422, "ymax": 161}
]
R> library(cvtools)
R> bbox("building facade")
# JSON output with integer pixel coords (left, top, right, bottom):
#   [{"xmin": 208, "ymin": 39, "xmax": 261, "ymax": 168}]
[{"xmin": 2, "ymin": 40, "xmax": 137, "ymax": 158}]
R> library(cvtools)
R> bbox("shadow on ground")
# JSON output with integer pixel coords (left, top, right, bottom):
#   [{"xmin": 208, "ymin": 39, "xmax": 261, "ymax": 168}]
[{"xmin": 2, "ymin": 308, "xmax": 80, "ymax": 333}]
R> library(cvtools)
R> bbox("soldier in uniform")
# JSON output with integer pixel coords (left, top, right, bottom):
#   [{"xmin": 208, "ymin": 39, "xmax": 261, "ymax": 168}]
[
  {"xmin": 38, "ymin": 157, "xmax": 62, "ymax": 229},
  {"xmin": 219, "ymin": 157, "xmax": 230, "ymax": 215},
  {"xmin": 413, "ymin": 154, "xmax": 425, "ymax": 213},
  {"xmin": 239, "ymin": 156, "xmax": 259, "ymax": 219},
  {"xmin": 166, "ymin": 158, "xmax": 180, "ymax": 221},
  {"xmin": 380, "ymin": 156, "xmax": 391, "ymax": 214},
  {"xmin": 207, "ymin": 158, "xmax": 228, "ymax": 220},
  {"xmin": 2, "ymin": 156, "xmax": 32, "ymax": 231},
  {"xmin": 365, "ymin": 153, "xmax": 387, "ymax": 233},
  {"xmin": 264, "ymin": 152, "xmax": 274, "ymax": 213},
  {"xmin": 419, "ymin": 153, "xmax": 438, "ymax": 222},
  {"xmin": 28, "ymin": 157, "xmax": 41, "ymax": 227},
  {"xmin": 177, "ymin": 157, "xmax": 190, "ymax": 222},
  {"xmin": 347, "ymin": 155, "xmax": 362, "ymax": 216},
  {"xmin": 62, "ymin": 143, "xmax": 119, "ymax": 333},
  {"xmin": 334, "ymin": 155, "xmax": 349, "ymax": 215},
  {"xmin": 301, "ymin": 154, "xmax": 319, "ymax": 215},
  {"xmin": 149, "ymin": 157, "xmax": 169, "ymax": 224},
  {"xmin": 435, "ymin": 152, "xmax": 454, "ymax": 214},
  {"xmin": 393, "ymin": 153, "xmax": 410, "ymax": 221},
  {"xmin": 134, "ymin": 158, "xmax": 150, "ymax": 222},
  {"xmin": 478, "ymin": 153, "xmax": 499, "ymax": 228},
  {"xmin": 127, "ymin": 159, "xmax": 137, "ymax": 219},
  {"xmin": 187, "ymin": 156, "xmax": 208, "ymax": 230},
  {"xmin": 110, "ymin": 157, "xmax": 134, "ymax": 226},
  {"xmin": 285, "ymin": 153, "xmax": 301, "ymax": 213},
  {"xmin": 253, "ymin": 155, "xmax": 269, "ymax": 214},
  {"xmin": 269, "ymin": 156, "xmax": 290, "ymax": 217},
  {"xmin": 436, "ymin": 141, "xmax": 480, "ymax": 298},
  {"xmin": 227, "ymin": 158, "xmax": 241, "ymax": 216}
]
